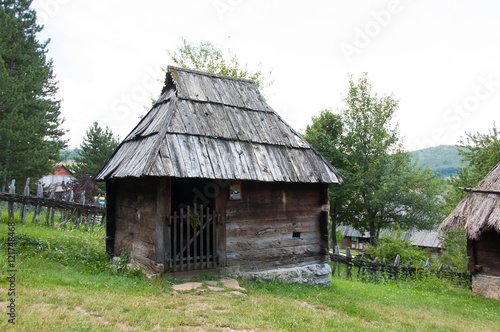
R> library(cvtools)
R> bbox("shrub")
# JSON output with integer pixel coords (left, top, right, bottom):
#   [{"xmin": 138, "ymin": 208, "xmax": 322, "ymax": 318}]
[
  {"xmin": 438, "ymin": 228, "xmax": 468, "ymax": 272},
  {"xmin": 366, "ymin": 229, "xmax": 428, "ymax": 265}
]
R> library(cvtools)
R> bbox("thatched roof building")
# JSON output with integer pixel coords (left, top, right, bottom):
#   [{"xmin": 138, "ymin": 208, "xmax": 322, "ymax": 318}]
[
  {"xmin": 97, "ymin": 67, "xmax": 342, "ymax": 284},
  {"xmin": 440, "ymin": 161, "xmax": 500, "ymax": 299},
  {"xmin": 440, "ymin": 162, "xmax": 500, "ymax": 239}
]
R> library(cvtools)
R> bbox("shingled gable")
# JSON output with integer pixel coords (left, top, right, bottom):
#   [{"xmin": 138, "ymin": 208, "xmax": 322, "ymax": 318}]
[{"xmin": 96, "ymin": 66, "xmax": 342, "ymax": 184}]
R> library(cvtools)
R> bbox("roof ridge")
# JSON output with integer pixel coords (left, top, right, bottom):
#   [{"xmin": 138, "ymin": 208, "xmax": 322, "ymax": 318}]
[{"xmin": 167, "ymin": 66, "xmax": 257, "ymax": 84}]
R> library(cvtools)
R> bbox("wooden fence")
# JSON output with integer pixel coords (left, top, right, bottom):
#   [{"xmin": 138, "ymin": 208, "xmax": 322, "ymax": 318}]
[
  {"xmin": 330, "ymin": 246, "xmax": 470, "ymax": 282},
  {"xmin": 0, "ymin": 178, "xmax": 106, "ymax": 232}
]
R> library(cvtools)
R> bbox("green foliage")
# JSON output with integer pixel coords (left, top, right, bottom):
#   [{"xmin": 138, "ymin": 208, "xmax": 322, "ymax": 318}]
[
  {"xmin": 305, "ymin": 74, "xmax": 445, "ymax": 241},
  {"xmin": 167, "ymin": 37, "xmax": 273, "ymax": 91},
  {"xmin": 445, "ymin": 124, "xmax": 500, "ymax": 213},
  {"xmin": 438, "ymin": 228, "xmax": 468, "ymax": 272},
  {"xmin": 410, "ymin": 145, "xmax": 460, "ymax": 177},
  {"xmin": 304, "ymin": 110, "xmax": 347, "ymax": 245},
  {"xmin": 74, "ymin": 122, "xmax": 119, "ymax": 189},
  {"xmin": 366, "ymin": 229, "xmax": 428, "ymax": 264},
  {"xmin": 335, "ymin": 228, "xmax": 344, "ymax": 247},
  {"xmin": 3, "ymin": 222, "xmax": 140, "ymax": 277},
  {"xmin": 0, "ymin": 0, "xmax": 66, "ymax": 187},
  {"xmin": 60, "ymin": 148, "xmax": 81, "ymax": 161}
]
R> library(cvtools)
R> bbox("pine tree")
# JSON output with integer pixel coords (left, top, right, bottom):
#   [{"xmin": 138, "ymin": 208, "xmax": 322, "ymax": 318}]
[
  {"xmin": 74, "ymin": 122, "xmax": 119, "ymax": 189},
  {"xmin": 0, "ymin": 0, "xmax": 66, "ymax": 188}
]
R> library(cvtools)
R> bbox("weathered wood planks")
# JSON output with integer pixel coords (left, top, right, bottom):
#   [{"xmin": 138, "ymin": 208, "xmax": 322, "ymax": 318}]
[
  {"xmin": 224, "ymin": 181, "xmax": 328, "ymax": 270},
  {"xmin": 96, "ymin": 67, "xmax": 342, "ymax": 185}
]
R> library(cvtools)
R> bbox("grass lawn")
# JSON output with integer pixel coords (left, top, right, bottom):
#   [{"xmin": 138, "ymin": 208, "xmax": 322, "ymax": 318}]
[{"xmin": 0, "ymin": 220, "xmax": 499, "ymax": 331}]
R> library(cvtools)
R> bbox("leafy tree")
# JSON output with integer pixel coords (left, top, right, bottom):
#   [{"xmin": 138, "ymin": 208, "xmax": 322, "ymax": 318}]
[
  {"xmin": 62, "ymin": 170, "xmax": 99, "ymax": 203},
  {"xmin": 167, "ymin": 37, "xmax": 272, "ymax": 91},
  {"xmin": 74, "ymin": 122, "xmax": 119, "ymax": 188},
  {"xmin": 304, "ymin": 110, "xmax": 348, "ymax": 246},
  {"xmin": 0, "ymin": 0, "xmax": 66, "ymax": 188},
  {"xmin": 438, "ymin": 228, "xmax": 467, "ymax": 272},
  {"xmin": 445, "ymin": 124, "xmax": 500, "ymax": 213},
  {"xmin": 306, "ymin": 74, "xmax": 445, "ymax": 243}
]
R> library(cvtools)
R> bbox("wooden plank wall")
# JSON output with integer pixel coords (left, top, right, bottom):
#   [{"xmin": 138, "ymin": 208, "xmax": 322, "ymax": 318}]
[
  {"xmin": 475, "ymin": 230, "xmax": 500, "ymax": 277},
  {"xmin": 224, "ymin": 181, "xmax": 329, "ymax": 270},
  {"xmin": 113, "ymin": 178, "xmax": 160, "ymax": 272}
]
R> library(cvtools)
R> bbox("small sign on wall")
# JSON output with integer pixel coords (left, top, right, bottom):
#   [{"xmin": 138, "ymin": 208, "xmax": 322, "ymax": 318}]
[{"xmin": 229, "ymin": 181, "xmax": 242, "ymax": 200}]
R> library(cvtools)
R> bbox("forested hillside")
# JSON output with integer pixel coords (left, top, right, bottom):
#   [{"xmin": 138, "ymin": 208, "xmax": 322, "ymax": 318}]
[{"xmin": 410, "ymin": 145, "xmax": 460, "ymax": 177}]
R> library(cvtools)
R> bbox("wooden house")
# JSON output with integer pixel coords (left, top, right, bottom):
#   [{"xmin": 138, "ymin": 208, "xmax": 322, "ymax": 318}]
[
  {"xmin": 337, "ymin": 225, "xmax": 441, "ymax": 251},
  {"xmin": 440, "ymin": 162, "xmax": 500, "ymax": 299},
  {"xmin": 96, "ymin": 67, "xmax": 342, "ymax": 284},
  {"xmin": 39, "ymin": 164, "xmax": 75, "ymax": 192}
]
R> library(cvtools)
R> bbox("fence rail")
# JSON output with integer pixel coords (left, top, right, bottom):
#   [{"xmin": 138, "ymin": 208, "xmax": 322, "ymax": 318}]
[
  {"xmin": 330, "ymin": 246, "xmax": 470, "ymax": 282},
  {"xmin": 0, "ymin": 178, "xmax": 106, "ymax": 232}
]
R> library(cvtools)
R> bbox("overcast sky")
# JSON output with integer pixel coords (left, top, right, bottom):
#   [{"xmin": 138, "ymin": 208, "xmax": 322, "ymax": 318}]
[{"xmin": 32, "ymin": 0, "xmax": 500, "ymax": 152}]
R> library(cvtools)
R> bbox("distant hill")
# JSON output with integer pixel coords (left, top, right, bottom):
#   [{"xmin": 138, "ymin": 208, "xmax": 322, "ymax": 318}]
[
  {"xmin": 60, "ymin": 148, "xmax": 81, "ymax": 161},
  {"xmin": 410, "ymin": 145, "xmax": 461, "ymax": 177}
]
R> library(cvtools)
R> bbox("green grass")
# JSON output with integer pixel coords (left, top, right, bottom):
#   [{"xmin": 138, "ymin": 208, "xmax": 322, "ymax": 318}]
[{"xmin": 0, "ymin": 220, "xmax": 499, "ymax": 331}]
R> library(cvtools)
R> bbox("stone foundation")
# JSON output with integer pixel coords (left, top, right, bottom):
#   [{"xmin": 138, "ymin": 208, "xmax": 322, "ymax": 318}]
[
  {"xmin": 232, "ymin": 263, "xmax": 332, "ymax": 286},
  {"xmin": 472, "ymin": 274, "xmax": 500, "ymax": 299}
]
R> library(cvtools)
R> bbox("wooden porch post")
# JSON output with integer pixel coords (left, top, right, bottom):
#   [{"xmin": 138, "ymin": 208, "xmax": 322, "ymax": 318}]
[{"xmin": 156, "ymin": 178, "xmax": 171, "ymax": 266}]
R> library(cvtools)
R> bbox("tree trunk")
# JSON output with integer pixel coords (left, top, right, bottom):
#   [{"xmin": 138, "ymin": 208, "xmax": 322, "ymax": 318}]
[
  {"xmin": 330, "ymin": 198, "xmax": 340, "ymax": 247},
  {"xmin": 369, "ymin": 218, "xmax": 377, "ymax": 245}
]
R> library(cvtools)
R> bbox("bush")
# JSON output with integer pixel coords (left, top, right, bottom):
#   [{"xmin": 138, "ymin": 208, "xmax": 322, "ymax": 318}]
[
  {"xmin": 438, "ymin": 228, "xmax": 468, "ymax": 272},
  {"xmin": 366, "ymin": 229, "xmax": 428, "ymax": 265}
]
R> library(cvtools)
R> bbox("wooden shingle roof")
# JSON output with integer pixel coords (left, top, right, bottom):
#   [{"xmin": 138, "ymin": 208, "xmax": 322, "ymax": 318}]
[{"xmin": 96, "ymin": 67, "xmax": 342, "ymax": 184}]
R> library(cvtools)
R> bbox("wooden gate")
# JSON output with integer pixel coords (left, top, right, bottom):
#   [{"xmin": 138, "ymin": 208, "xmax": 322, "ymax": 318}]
[{"xmin": 167, "ymin": 204, "xmax": 220, "ymax": 272}]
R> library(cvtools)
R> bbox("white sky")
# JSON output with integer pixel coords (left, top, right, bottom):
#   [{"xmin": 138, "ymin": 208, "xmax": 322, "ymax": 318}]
[{"xmin": 32, "ymin": 0, "xmax": 500, "ymax": 151}]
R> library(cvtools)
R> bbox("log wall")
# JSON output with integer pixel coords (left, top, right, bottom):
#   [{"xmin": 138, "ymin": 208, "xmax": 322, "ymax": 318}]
[
  {"xmin": 474, "ymin": 230, "xmax": 500, "ymax": 277},
  {"xmin": 112, "ymin": 178, "xmax": 160, "ymax": 272},
  {"xmin": 223, "ymin": 181, "xmax": 330, "ymax": 270}
]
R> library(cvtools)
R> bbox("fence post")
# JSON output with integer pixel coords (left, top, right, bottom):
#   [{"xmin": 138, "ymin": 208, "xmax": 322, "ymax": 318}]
[
  {"xmin": 8, "ymin": 180, "xmax": 15, "ymax": 221},
  {"xmin": 62, "ymin": 190, "xmax": 74, "ymax": 229},
  {"xmin": 21, "ymin": 178, "xmax": 30, "ymax": 224},
  {"xmin": 357, "ymin": 252, "xmax": 366, "ymax": 278},
  {"xmin": 373, "ymin": 257, "xmax": 379, "ymax": 279},
  {"xmin": 46, "ymin": 186, "xmax": 56, "ymax": 226},
  {"xmin": 91, "ymin": 199, "xmax": 100, "ymax": 232},
  {"xmin": 393, "ymin": 254, "xmax": 400, "ymax": 280},
  {"xmin": 75, "ymin": 191, "xmax": 85, "ymax": 228},
  {"xmin": 33, "ymin": 183, "xmax": 43, "ymax": 224},
  {"xmin": 0, "ymin": 183, "xmax": 3, "ymax": 217},
  {"xmin": 425, "ymin": 258, "xmax": 431, "ymax": 269},
  {"xmin": 332, "ymin": 245, "xmax": 339, "ymax": 277},
  {"xmin": 345, "ymin": 247, "xmax": 352, "ymax": 278}
]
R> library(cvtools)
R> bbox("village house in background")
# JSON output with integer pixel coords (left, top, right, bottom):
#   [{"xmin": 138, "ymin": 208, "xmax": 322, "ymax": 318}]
[
  {"xmin": 39, "ymin": 164, "xmax": 75, "ymax": 193},
  {"xmin": 440, "ymin": 161, "xmax": 500, "ymax": 299},
  {"xmin": 337, "ymin": 225, "xmax": 442, "ymax": 252},
  {"xmin": 96, "ymin": 67, "xmax": 342, "ymax": 284}
]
